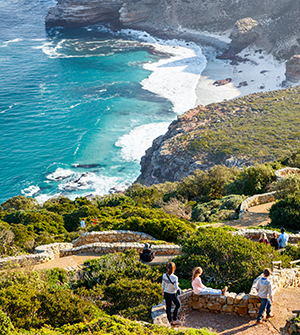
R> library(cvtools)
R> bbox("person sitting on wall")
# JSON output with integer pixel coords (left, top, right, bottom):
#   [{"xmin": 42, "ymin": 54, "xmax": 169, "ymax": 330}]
[
  {"xmin": 139, "ymin": 243, "xmax": 155, "ymax": 262},
  {"xmin": 192, "ymin": 267, "xmax": 227, "ymax": 296},
  {"xmin": 269, "ymin": 232, "xmax": 279, "ymax": 250},
  {"xmin": 258, "ymin": 233, "xmax": 269, "ymax": 245}
]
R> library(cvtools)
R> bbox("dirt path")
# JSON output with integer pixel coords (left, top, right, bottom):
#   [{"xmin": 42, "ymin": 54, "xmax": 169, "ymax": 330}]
[
  {"xmin": 32, "ymin": 253, "xmax": 173, "ymax": 271},
  {"xmin": 203, "ymin": 202, "xmax": 274, "ymax": 229},
  {"xmin": 182, "ymin": 287, "xmax": 300, "ymax": 335}
]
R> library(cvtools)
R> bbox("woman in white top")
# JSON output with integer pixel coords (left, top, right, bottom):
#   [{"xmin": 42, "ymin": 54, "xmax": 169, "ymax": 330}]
[
  {"xmin": 192, "ymin": 267, "xmax": 227, "ymax": 295},
  {"xmin": 161, "ymin": 262, "xmax": 181, "ymax": 325}
]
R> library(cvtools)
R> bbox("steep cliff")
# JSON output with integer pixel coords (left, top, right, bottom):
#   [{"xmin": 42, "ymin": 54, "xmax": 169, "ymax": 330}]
[
  {"xmin": 46, "ymin": 0, "xmax": 300, "ymax": 58},
  {"xmin": 136, "ymin": 86, "xmax": 300, "ymax": 185}
]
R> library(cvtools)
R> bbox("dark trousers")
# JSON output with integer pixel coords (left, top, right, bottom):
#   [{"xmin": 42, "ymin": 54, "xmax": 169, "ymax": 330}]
[
  {"xmin": 257, "ymin": 298, "xmax": 271, "ymax": 321},
  {"xmin": 164, "ymin": 292, "xmax": 181, "ymax": 323}
]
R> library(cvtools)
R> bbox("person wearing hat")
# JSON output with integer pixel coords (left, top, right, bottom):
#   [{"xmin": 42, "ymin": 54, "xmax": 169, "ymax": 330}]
[{"xmin": 139, "ymin": 243, "xmax": 155, "ymax": 262}]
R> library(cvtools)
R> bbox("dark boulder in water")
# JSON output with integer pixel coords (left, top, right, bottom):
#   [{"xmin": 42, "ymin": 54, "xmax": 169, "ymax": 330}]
[{"xmin": 72, "ymin": 164, "xmax": 102, "ymax": 168}]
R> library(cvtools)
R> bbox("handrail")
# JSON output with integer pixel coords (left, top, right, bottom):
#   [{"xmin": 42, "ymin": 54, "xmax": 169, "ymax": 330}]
[
  {"xmin": 289, "ymin": 259, "xmax": 300, "ymax": 268},
  {"xmin": 272, "ymin": 260, "xmax": 282, "ymax": 271}
]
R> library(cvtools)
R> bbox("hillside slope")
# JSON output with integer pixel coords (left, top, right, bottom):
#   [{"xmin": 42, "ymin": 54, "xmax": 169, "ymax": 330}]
[
  {"xmin": 136, "ymin": 85, "xmax": 300, "ymax": 185},
  {"xmin": 45, "ymin": 0, "xmax": 300, "ymax": 58}
]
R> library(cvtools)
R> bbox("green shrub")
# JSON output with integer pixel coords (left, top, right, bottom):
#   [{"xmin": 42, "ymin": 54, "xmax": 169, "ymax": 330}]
[
  {"xmin": 124, "ymin": 184, "xmax": 163, "ymax": 207},
  {"xmin": 281, "ymin": 244, "xmax": 300, "ymax": 261},
  {"xmin": 4, "ymin": 210, "xmax": 66, "ymax": 235},
  {"xmin": 273, "ymin": 175, "xmax": 300, "ymax": 200},
  {"xmin": 63, "ymin": 205, "xmax": 101, "ymax": 232},
  {"xmin": 77, "ymin": 250, "xmax": 160, "ymax": 289},
  {"xmin": 269, "ymin": 193, "xmax": 300, "ymax": 231},
  {"xmin": 191, "ymin": 195, "xmax": 246, "ymax": 222},
  {"xmin": 226, "ymin": 163, "xmax": 277, "ymax": 196},
  {"xmin": 0, "ymin": 284, "xmax": 96, "ymax": 330},
  {"xmin": 43, "ymin": 196, "xmax": 76, "ymax": 215},
  {"xmin": 0, "ymin": 196, "xmax": 39, "ymax": 213},
  {"xmin": 176, "ymin": 165, "xmax": 239, "ymax": 202},
  {"xmin": 104, "ymin": 278, "xmax": 161, "ymax": 321},
  {"xmin": 0, "ymin": 309, "xmax": 14, "ymax": 335},
  {"xmin": 174, "ymin": 228, "xmax": 290, "ymax": 293}
]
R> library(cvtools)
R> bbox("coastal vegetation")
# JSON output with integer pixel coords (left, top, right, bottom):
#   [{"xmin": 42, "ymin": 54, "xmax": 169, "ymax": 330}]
[
  {"xmin": 1, "ymin": 152, "xmax": 300, "ymax": 333},
  {"xmin": 185, "ymin": 87, "xmax": 300, "ymax": 164}
]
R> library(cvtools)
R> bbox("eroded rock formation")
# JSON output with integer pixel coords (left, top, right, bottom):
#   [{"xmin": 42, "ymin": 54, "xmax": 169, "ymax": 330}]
[
  {"xmin": 46, "ymin": 0, "xmax": 300, "ymax": 59},
  {"xmin": 285, "ymin": 55, "xmax": 300, "ymax": 83}
]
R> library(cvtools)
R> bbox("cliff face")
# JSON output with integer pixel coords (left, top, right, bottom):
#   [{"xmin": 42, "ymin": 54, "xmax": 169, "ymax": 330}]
[
  {"xmin": 46, "ymin": 0, "xmax": 300, "ymax": 58},
  {"xmin": 136, "ymin": 86, "xmax": 300, "ymax": 185}
]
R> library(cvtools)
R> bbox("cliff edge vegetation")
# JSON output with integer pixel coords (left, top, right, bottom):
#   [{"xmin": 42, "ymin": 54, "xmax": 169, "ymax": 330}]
[{"xmin": 137, "ymin": 85, "xmax": 300, "ymax": 185}]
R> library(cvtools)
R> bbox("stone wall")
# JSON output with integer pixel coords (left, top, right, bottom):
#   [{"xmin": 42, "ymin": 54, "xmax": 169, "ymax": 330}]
[
  {"xmin": 239, "ymin": 192, "xmax": 275, "ymax": 219},
  {"xmin": 275, "ymin": 167, "xmax": 300, "ymax": 180},
  {"xmin": 152, "ymin": 267, "xmax": 300, "ymax": 325},
  {"xmin": 73, "ymin": 230, "xmax": 156, "ymax": 247},
  {"xmin": 280, "ymin": 313, "xmax": 300, "ymax": 335},
  {"xmin": 60, "ymin": 242, "xmax": 182, "ymax": 257},
  {"xmin": 0, "ymin": 243, "xmax": 72, "ymax": 269},
  {"xmin": 234, "ymin": 229, "xmax": 300, "ymax": 244}
]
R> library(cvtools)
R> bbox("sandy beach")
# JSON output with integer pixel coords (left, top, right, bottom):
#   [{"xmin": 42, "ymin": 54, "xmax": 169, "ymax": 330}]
[{"xmin": 195, "ymin": 45, "xmax": 287, "ymax": 106}]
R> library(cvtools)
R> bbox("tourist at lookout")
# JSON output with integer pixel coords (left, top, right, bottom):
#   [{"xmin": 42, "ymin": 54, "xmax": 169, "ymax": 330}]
[
  {"xmin": 256, "ymin": 268, "xmax": 275, "ymax": 324},
  {"xmin": 258, "ymin": 233, "xmax": 269, "ymax": 245},
  {"xmin": 80, "ymin": 218, "xmax": 85, "ymax": 228},
  {"xmin": 269, "ymin": 232, "xmax": 279, "ymax": 250},
  {"xmin": 192, "ymin": 267, "xmax": 227, "ymax": 295},
  {"xmin": 162, "ymin": 262, "xmax": 181, "ymax": 326},
  {"xmin": 139, "ymin": 243, "xmax": 155, "ymax": 262},
  {"xmin": 278, "ymin": 227, "xmax": 289, "ymax": 248}
]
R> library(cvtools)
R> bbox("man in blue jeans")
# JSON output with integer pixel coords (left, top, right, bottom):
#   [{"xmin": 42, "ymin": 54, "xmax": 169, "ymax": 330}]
[{"xmin": 256, "ymin": 268, "xmax": 275, "ymax": 324}]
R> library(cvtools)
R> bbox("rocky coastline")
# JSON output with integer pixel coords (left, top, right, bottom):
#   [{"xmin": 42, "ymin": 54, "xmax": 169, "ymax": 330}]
[{"xmin": 45, "ymin": 0, "xmax": 300, "ymax": 187}]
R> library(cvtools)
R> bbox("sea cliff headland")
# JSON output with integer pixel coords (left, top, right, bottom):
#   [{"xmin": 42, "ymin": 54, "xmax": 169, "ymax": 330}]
[{"xmin": 45, "ymin": 0, "xmax": 300, "ymax": 186}]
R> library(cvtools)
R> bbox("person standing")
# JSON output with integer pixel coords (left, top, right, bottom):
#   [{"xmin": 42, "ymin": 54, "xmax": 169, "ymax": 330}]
[
  {"xmin": 80, "ymin": 218, "xmax": 85, "ymax": 228},
  {"xmin": 162, "ymin": 262, "xmax": 181, "ymax": 326},
  {"xmin": 93, "ymin": 216, "xmax": 98, "ymax": 225},
  {"xmin": 256, "ymin": 268, "xmax": 275, "ymax": 324},
  {"xmin": 269, "ymin": 232, "xmax": 279, "ymax": 250},
  {"xmin": 278, "ymin": 227, "xmax": 289, "ymax": 248}
]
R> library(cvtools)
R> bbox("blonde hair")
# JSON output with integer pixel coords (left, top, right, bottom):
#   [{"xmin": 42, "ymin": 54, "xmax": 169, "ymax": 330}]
[
  {"xmin": 192, "ymin": 267, "xmax": 203, "ymax": 281},
  {"xmin": 167, "ymin": 262, "xmax": 176, "ymax": 276},
  {"xmin": 260, "ymin": 233, "xmax": 267, "ymax": 240}
]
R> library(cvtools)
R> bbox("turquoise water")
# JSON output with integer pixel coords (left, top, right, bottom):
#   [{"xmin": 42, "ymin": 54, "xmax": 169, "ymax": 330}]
[{"xmin": 0, "ymin": 0, "xmax": 175, "ymax": 203}]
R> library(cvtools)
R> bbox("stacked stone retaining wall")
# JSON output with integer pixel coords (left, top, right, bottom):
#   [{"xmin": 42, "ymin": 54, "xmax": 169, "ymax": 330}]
[
  {"xmin": 152, "ymin": 267, "xmax": 300, "ymax": 325},
  {"xmin": 73, "ymin": 230, "xmax": 156, "ymax": 247},
  {"xmin": 0, "ymin": 243, "xmax": 72, "ymax": 269},
  {"xmin": 239, "ymin": 192, "xmax": 275, "ymax": 219},
  {"xmin": 280, "ymin": 314, "xmax": 300, "ymax": 335},
  {"xmin": 234, "ymin": 229, "xmax": 300, "ymax": 244},
  {"xmin": 60, "ymin": 242, "xmax": 182, "ymax": 257}
]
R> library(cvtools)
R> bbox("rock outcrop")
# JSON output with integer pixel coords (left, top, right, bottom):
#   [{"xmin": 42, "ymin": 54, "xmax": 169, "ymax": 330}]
[
  {"xmin": 219, "ymin": 18, "xmax": 260, "ymax": 60},
  {"xmin": 46, "ymin": 0, "xmax": 300, "ymax": 59},
  {"xmin": 285, "ymin": 55, "xmax": 300, "ymax": 83}
]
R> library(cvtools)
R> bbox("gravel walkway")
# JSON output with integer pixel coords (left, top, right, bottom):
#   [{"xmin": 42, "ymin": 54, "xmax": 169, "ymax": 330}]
[{"xmin": 182, "ymin": 287, "xmax": 300, "ymax": 335}]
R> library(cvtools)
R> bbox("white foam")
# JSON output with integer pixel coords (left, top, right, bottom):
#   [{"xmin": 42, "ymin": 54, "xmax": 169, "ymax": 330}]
[
  {"xmin": 35, "ymin": 193, "xmax": 61, "ymax": 204},
  {"xmin": 21, "ymin": 185, "xmax": 40, "ymax": 197},
  {"xmin": 120, "ymin": 29, "xmax": 207, "ymax": 114},
  {"xmin": 46, "ymin": 168, "xmax": 74, "ymax": 181},
  {"xmin": 115, "ymin": 122, "xmax": 170, "ymax": 162},
  {"xmin": 1, "ymin": 38, "xmax": 23, "ymax": 47}
]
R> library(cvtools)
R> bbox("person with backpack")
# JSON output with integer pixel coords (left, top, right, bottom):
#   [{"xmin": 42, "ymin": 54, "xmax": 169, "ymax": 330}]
[
  {"xmin": 139, "ymin": 243, "xmax": 155, "ymax": 262},
  {"xmin": 161, "ymin": 262, "xmax": 181, "ymax": 326}
]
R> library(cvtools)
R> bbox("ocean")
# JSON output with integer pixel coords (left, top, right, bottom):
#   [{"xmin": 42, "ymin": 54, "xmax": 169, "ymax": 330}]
[{"xmin": 0, "ymin": 0, "xmax": 207, "ymax": 204}]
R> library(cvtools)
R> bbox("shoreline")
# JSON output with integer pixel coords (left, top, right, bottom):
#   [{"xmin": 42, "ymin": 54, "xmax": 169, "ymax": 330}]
[{"xmin": 194, "ymin": 45, "xmax": 287, "ymax": 107}]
